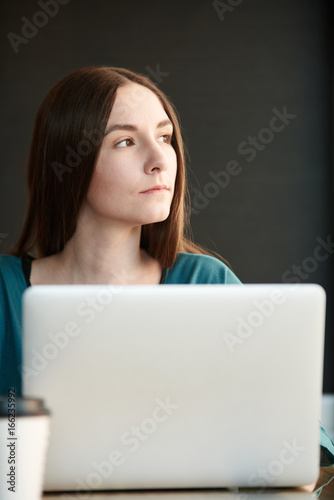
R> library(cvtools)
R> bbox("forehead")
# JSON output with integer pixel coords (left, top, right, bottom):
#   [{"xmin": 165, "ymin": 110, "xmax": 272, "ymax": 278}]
[{"xmin": 108, "ymin": 82, "xmax": 169, "ymax": 125}]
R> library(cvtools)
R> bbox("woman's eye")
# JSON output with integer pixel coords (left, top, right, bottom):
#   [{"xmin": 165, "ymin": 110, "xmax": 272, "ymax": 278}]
[
  {"xmin": 115, "ymin": 138, "xmax": 133, "ymax": 148},
  {"xmin": 158, "ymin": 134, "xmax": 172, "ymax": 144}
]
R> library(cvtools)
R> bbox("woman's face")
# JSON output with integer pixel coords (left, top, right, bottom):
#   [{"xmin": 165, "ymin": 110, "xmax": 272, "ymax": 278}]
[{"xmin": 83, "ymin": 82, "xmax": 177, "ymax": 229}]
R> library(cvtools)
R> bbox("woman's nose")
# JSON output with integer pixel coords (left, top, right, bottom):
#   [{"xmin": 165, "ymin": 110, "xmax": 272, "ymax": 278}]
[{"xmin": 143, "ymin": 141, "xmax": 168, "ymax": 174}]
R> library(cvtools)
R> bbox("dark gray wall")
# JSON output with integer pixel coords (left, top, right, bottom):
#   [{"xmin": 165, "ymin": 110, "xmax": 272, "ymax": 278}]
[{"xmin": 0, "ymin": 0, "xmax": 333, "ymax": 391}]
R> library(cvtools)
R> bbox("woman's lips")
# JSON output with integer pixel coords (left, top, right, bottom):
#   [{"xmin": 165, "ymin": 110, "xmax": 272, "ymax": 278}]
[{"xmin": 140, "ymin": 185, "xmax": 169, "ymax": 194}]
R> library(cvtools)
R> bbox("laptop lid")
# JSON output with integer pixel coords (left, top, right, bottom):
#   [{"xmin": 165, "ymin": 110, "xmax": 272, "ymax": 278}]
[{"xmin": 22, "ymin": 284, "xmax": 326, "ymax": 491}]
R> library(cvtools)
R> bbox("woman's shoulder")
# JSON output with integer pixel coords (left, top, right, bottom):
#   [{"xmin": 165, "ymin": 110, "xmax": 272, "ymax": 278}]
[
  {"xmin": 0, "ymin": 254, "xmax": 27, "ymax": 289},
  {"xmin": 165, "ymin": 252, "xmax": 242, "ymax": 284},
  {"xmin": 0, "ymin": 254, "xmax": 22, "ymax": 276}
]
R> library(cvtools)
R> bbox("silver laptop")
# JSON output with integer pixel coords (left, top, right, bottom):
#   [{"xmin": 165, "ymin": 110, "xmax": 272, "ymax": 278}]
[{"xmin": 22, "ymin": 284, "xmax": 326, "ymax": 491}]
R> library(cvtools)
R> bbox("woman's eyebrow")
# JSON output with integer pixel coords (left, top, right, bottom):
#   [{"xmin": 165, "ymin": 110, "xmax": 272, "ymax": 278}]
[
  {"xmin": 104, "ymin": 119, "xmax": 173, "ymax": 137},
  {"xmin": 156, "ymin": 119, "xmax": 173, "ymax": 129},
  {"xmin": 104, "ymin": 124, "xmax": 136, "ymax": 136}
]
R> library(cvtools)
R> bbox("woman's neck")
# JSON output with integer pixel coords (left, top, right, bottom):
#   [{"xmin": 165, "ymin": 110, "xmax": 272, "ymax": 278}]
[
  {"xmin": 60, "ymin": 226, "xmax": 144, "ymax": 284},
  {"xmin": 31, "ymin": 219, "xmax": 162, "ymax": 285}
]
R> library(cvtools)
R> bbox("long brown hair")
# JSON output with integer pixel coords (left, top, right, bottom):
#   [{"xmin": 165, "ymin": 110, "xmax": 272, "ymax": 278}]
[{"xmin": 12, "ymin": 66, "xmax": 227, "ymax": 268}]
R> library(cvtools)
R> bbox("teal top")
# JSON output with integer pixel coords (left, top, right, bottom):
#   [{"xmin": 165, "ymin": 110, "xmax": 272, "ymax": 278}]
[
  {"xmin": 0, "ymin": 252, "xmax": 333, "ymax": 466},
  {"xmin": 0, "ymin": 252, "xmax": 241, "ymax": 397}
]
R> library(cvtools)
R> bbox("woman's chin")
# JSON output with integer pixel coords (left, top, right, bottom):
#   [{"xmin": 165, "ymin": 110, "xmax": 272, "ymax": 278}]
[{"xmin": 142, "ymin": 209, "xmax": 171, "ymax": 225}]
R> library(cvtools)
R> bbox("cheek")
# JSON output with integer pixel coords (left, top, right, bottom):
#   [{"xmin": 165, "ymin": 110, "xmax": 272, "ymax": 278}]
[
  {"xmin": 85, "ymin": 176, "xmax": 106, "ymax": 210},
  {"xmin": 166, "ymin": 146, "xmax": 176, "ymax": 169},
  {"xmin": 86, "ymin": 162, "xmax": 118, "ymax": 208},
  {"xmin": 89, "ymin": 155, "xmax": 126, "ymax": 193},
  {"xmin": 169, "ymin": 151, "xmax": 178, "ymax": 184}
]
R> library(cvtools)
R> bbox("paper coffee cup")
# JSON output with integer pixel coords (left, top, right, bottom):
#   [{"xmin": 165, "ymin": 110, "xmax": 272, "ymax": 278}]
[{"xmin": 0, "ymin": 394, "xmax": 50, "ymax": 500}]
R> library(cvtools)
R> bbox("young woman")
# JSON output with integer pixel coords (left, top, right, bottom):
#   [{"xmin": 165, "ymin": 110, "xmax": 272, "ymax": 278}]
[
  {"xmin": 0, "ymin": 67, "xmax": 333, "ymax": 475},
  {"xmin": 0, "ymin": 66, "xmax": 240, "ymax": 397}
]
